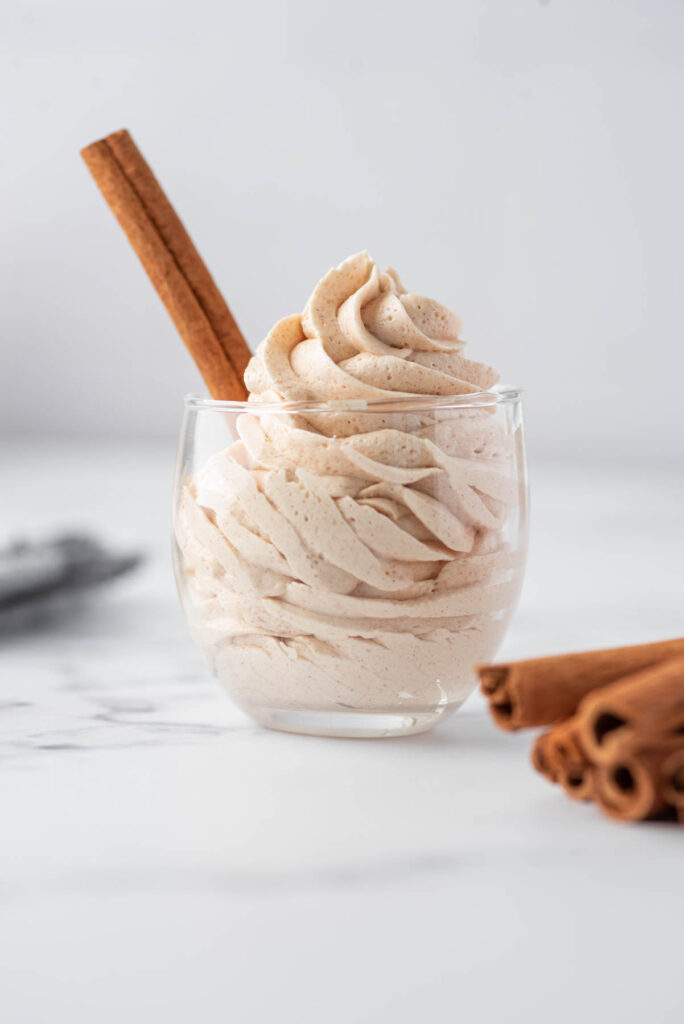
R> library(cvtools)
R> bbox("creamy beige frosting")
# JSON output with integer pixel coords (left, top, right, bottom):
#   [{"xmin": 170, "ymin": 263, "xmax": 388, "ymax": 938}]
[{"xmin": 176, "ymin": 253, "xmax": 524, "ymax": 718}]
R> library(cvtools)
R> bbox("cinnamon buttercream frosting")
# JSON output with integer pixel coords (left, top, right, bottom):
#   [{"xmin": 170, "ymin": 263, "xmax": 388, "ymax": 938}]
[{"xmin": 175, "ymin": 253, "xmax": 524, "ymax": 720}]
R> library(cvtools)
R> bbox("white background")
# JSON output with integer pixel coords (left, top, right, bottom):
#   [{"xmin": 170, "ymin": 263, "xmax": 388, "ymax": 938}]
[{"xmin": 2, "ymin": 0, "xmax": 683, "ymax": 461}]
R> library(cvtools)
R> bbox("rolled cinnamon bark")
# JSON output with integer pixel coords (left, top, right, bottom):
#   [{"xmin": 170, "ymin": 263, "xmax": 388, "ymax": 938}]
[
  {"xmin": 530, "ymin": 731, "xmax": 559, "ymax": 784},
  {"xmin": 594, "ymin": 745, "xmax": 676, "ymax": 822},
  {"xmin": 478, "ymin": 637, "xmax": 684, "ymax": 731},
  {"xmin": 545, "ymin": 717, "xmax": 595, "ymax": 802},
  {"xmin": 81, "ymin": 129, "xmax": 250, "ymax": 400},
  {"xmin": 578, "ymin": 655, "xmax": 684, "ymax": 765},
  {"xmin": 662, "ymin": 748, "xmax": 684, "ymax": 810}
]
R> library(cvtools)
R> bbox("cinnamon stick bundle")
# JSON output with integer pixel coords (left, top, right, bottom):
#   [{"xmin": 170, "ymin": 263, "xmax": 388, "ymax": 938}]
[
  {"xmin": 81, "ymin": 129, "xmax": 251, "ymax": 400},
  {"xmin": 482, "ymin": 638, "xmax": 684, "ymax": 823},
  {"xmin": 578, "ymin": 656, "xmax": 684, "ymax": 765},
  {"xmin": 478, "ymin": 637, "xmax": 684, "ymax": 731},
  {"xmin": 530, "ymin": 727, "xmax": 684, "ymax": 823}
]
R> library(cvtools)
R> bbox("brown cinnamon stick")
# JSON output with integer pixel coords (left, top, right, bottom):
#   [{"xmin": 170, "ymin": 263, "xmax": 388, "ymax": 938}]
[
  {"xmin": 660, "ymin": 748, "xmax": 684, "ymax": 811},
  {"xmin": 81, "ymin": 129, "xmax": 250, "ymax": 400},
  {"xmin": 530, "ymin": 731, "xmax": 559, "ymax": 784},
  {"xmin": 478, "ymin": 637, "xmax": 684, "ymax": 731},
  {"xmin": 532, "ymin": 719, "xmax": 595, "ymax": 801},
  {"xmin": 594, "ymin": 743, "xmax": 680, "ymax": 822},
  {"xmin": 578, "ymin": 655, "xmax": 684, "ymax": 765}
]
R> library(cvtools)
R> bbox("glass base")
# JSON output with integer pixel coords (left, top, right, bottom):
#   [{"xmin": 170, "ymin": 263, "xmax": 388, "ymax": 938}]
[{"xmin": 251, "ymin": 704, "xmax": 463, "ymax": 739}]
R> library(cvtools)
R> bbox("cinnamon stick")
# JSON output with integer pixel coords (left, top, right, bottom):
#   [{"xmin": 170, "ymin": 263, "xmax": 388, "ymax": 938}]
[
  {"xmin": 530, "ymin": 731, "xmax": 559, "ymax": 784},
  {"xmin": 594, "ymin": 744, "xmax": 679, "ymax": 822},
  {"xmin": 478, "ymin": 637, "xmax": 684, "ymax": 731},
  {"xmin": 661, "ymin": 748, "xmax": 684, "ymax": 811},
  {"xmin": 578, "ymin": 655, "xmax": 684, "ymax": 765},
  {"xmin": 532, "ymin": 718, "xmax": 595, "ymax": 801},
  {"xmin": 81, "ymin": 129, "xmax": 250, "ymax": 400}
]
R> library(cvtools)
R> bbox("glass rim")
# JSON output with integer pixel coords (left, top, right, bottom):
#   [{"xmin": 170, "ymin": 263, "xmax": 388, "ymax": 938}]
[{"xmin": 184, "ymin": 385, "xmax": 523, "ymax": 415}]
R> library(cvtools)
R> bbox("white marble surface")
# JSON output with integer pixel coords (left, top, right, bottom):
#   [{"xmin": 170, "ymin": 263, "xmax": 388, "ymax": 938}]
[{"xmin": 1, "ymin": 439, "xmax": 683, "ymax": 1024}]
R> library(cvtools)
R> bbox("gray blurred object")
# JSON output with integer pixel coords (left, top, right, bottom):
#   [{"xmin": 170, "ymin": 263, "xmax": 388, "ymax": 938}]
[{"xmin": 0, "ymin": 535, "xmax": 141, "ymax": 635}]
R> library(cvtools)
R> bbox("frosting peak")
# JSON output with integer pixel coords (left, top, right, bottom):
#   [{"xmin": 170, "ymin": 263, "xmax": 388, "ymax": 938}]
[{"xmin": 244, "ymin": 252, "xmax": 499, "ymax": 404}]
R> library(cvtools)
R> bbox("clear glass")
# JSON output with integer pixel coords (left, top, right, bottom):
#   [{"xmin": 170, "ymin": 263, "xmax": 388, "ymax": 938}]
[{"xmin": 173, "ymin": 389, "xmax": 528, "ymax": 738}]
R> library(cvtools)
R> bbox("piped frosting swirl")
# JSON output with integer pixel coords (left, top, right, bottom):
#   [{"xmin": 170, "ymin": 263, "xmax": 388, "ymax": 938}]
[
  {"xmin": 176, "ymin": 253, "xmax": 523, "ymax": 715},
  {"xmin": 244, "ymin": 251, "xmax": 499, "ymax": 404}
]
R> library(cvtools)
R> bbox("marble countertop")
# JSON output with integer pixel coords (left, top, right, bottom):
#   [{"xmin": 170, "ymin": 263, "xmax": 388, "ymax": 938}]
[{"xmin": 2, "ymin": 439, "xmax": 683, "ymax": 1024}]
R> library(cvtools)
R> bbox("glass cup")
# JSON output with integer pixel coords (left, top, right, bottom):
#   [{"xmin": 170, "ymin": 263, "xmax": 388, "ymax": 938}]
[{"xmin": 173, "ymin": 389, "xmax": 528, "ymax": 738}]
